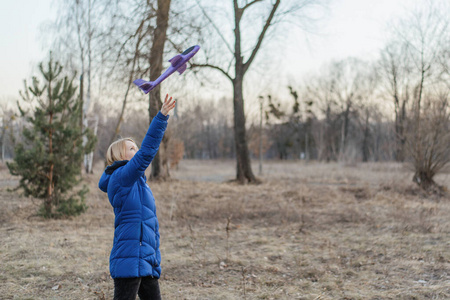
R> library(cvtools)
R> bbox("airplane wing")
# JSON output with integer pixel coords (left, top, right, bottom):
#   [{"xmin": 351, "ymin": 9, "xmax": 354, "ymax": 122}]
[
  {"xmin": 169, "ymin": 54, "xmax": 182, "ymax": 67},
  {"xmin": 177, "ymin": 63, "xmax": 187, "ymax": 75}
]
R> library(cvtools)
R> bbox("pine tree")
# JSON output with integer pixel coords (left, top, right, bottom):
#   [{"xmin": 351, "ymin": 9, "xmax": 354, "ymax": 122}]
[{"xmin": 7, "ymin": 55, "xmax": 96, "ymax": 218}]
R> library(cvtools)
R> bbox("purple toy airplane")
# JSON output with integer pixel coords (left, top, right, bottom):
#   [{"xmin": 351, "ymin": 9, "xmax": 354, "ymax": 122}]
[{"xmin": 133, "ymin": 45, "xmax": 200, "ymax": 94}]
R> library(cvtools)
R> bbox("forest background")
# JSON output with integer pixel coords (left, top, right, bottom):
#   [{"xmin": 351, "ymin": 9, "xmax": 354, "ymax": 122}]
[
  {"xmin": 0, "ymin": 0, "xmax": 449, "ymax": 298},
  {"xmin": 0, "ymin": 0, "xmax": 449, "ymax": 185}
]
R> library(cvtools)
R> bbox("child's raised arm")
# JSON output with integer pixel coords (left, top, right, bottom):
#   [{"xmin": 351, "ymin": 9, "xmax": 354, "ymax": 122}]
[{"xmin": 118, "ymin": 94, "xmax": 175, "ymax": 187}]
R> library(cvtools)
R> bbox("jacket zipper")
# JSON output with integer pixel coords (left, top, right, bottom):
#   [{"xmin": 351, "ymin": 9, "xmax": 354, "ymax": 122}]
[
  {"xmin": 140, "ymin": 222, "xmax": 143, "ymax": 246},
  {"xmin": 140, "ymin": 181, "xmax": 144, "ymax": 247},
  {"xmin": 138, "ymin": 181, "xmax": 144, "ymax": 277}
]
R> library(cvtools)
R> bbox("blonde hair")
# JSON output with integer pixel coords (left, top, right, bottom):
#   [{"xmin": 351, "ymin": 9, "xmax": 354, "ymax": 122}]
[{"xmin": 106, "ymin": 137, "xmax": 137, "ymax": 166}]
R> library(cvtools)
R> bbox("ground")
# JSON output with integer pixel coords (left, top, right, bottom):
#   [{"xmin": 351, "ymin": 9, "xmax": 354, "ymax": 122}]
[{"xmin": 0, "ymin": 160, "xmax": 449, "ymax": 299}]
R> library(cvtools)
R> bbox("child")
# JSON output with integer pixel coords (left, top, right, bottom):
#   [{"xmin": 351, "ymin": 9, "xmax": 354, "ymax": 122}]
[{"xmin": 99, "ymin": 94, "xmax": 176, "ymax": 300}]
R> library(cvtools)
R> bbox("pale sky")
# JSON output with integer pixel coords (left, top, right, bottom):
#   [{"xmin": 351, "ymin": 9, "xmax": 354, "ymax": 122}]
[
  {"xmin": 0, "ymin": 0, "xmax": 56, "ymax": 104},
  {"xmin": 0, "ymin": 0, "xmax": 422, "ymax": 105}
]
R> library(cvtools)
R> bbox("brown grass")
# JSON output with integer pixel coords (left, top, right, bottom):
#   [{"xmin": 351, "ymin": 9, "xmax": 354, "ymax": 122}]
[{"xmin": 0, "ymin": 160, "xmax": 449, "ymax": 299}]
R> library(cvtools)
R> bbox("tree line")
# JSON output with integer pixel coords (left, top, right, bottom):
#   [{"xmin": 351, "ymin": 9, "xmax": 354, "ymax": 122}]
[{"xmin": 1, "ymin": 0, "xmax": 449, "ymax": 201}]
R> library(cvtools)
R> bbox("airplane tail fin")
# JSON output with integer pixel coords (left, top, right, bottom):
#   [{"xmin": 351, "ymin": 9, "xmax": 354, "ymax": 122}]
[{"xmin": 133, "ymin": 79, "xmax": 154, "ymax": 94}]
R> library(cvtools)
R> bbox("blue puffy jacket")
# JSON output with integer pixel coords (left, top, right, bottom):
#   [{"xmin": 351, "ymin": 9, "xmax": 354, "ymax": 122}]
[{"xmin": 98, "ymin": 112, "xmax": 169, "ymax": 279}]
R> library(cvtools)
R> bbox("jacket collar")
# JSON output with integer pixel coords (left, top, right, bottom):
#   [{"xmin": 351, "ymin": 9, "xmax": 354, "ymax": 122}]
[{"xmin": 105, "ymin": 160, "xmax": 129, "ymax": 175}]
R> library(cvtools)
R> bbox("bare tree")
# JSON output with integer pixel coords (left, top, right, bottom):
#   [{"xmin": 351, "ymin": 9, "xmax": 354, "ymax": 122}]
[
  {"xmin": 192, "ymin": 0, "xmax": 324, "ymax": 183},
  {"xmin": 378, "ymin": 42, "xmax": 412, "ymax": 162},
  {"xmin": 148, "ymin": 0, "xmax": 172, "ymax": 180},
  {"xmin": 51, "ymin": 0, "xmax": 176, "ymax": 178},
  {"xmin": 388, "ymin": 0, "xmax": 450, "ymax": 189},
  {"xmin": 52, "ymin": 0, "xmax": 97, "ymax": 172},
  {"xmin": 437, "ymin": 27, "xmax": 450, "ymax": 89},
  {"xmin": 0, "ymin": 105, "xmax": 16, "ymax": 162},
  {"xmin": 327, "ymin": 58, "xmax": 377, "ymax": 161},
  {"xmin": 170, "ymin": 97, "xmax": 234, "ymax": 159},
  {"xmin": 304, "ymin": 73, "xmax": 339, "ymax": 161},
  {"xmin": 408, "ymin": 93, "xmax": 450, "ymax": 189}
]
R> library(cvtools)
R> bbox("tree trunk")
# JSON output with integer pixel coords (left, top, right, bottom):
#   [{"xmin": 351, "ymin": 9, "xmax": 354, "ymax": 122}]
[
  {"xmin": 339, "ymin": 102, "xmax": 351, "ymax": 160},
  {"xmin": 1, "ymin": 127, "xmax": 5, "ymax": 162},
  {"xmin": 232, "ymin": 76, "xmax": 257, "ymax": 183},
  {"xmin": 47, "ymin": 81, "xmax": 54, "ymax": 217},
  {"xmin": 394, "ymin": 96, "xmax": 407, "ymax": 162},
  {"xmin": 305, "ymin": 130, "xmax": 309, "ymax": 162},
  {"xmin": 259, "ymin": 100, "xmax": 263, "ymax": 175},
  {"xmin": 87, "ymin": 115, "xmax": 98, "ymax": 173},
  {"xmin": 324, "ymin": 105, "xmax": 334, "ymax": 162},
  {"xmin": 394, "ymin": 113, "xmax": 403, "ymax": 161},
  {"xmin": 79, "ymin": 74, "xmax": 84, "ymax": 173},
  {"xmin": 84, "ymin": 0, "xmax": 94, "ymax": 174},
  {"xmin": 193, "ymin": 0, "xmax": 280, "ymax": 183},
  {"xmin": 362, "ymin": 110, "xmax": 370, "ymax": 162},
  {"xmin": 149, "ymin": 0, "xmax": 171, "ymax": 180},
  {"xmin": 413, "ymin": 170, "xmax": 436, "ymax": 190},
  {"xmin": 230, "ymin": 0, "xmax": 268, "ymax": 184}
]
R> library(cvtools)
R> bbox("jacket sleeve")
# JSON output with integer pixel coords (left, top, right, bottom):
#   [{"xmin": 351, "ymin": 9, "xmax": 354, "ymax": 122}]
[{"xmin": 119, "ymin": 111, "xmax": 169, "ymax": 186}]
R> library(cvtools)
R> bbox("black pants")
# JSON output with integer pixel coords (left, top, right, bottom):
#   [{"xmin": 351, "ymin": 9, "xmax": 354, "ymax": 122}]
[{"xmin": 113, "ymin": 276, "xmax": 161, "ymax": 300}]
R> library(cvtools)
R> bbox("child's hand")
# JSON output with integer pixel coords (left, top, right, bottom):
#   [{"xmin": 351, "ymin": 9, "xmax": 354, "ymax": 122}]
[{"xmin": 160, "ymin": 94, "xmax": 176, "ymax": 116}]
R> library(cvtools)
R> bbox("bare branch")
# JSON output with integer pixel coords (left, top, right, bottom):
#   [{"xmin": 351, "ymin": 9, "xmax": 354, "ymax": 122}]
[
  {"xmin": 242, "ymin": 0, "xmax": 263, "ymax": 12},
  {"xmin": 191, "ymin": 63, "xmax": 233, "ymax": 81},
  {"xmin": 109, "ymin": 27, "xmax": 145, "ymax": 146},
  {"xmin": 243, "ymin": 0, "xmax": 280, "ymax": 74},
  {"xmin": 195, "ymin": 0, "xmax": 233, "ymax": 54},
  {"xmin": 110, "ymin": 17, "xmax": 149, "ymax": 74}
]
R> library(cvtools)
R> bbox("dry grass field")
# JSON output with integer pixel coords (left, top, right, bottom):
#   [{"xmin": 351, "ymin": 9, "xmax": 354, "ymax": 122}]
[{"xmin": 1, "ymin": 160, "xmax": 449, "ymax": 299}]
